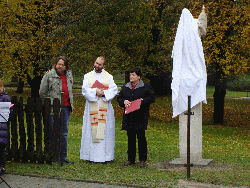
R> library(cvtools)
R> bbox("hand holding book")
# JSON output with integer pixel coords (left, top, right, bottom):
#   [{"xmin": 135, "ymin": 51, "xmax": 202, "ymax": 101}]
[
  {"xmin": 124, "ymin": 98, "xmax": 142, "ymax": 114},
  {"xmin": 91, "ymin": 80, "xmax": 109, "ymax": 97}
]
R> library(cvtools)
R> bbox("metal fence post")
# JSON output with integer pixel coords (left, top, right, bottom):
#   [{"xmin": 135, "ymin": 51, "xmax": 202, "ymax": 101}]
[{"xmin": 184, "ymin": 95, "xmax": 194, "ymax": 179}]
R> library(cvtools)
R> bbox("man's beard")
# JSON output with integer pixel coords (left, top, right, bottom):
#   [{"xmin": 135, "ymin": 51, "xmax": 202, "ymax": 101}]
[
  {"xmin": 57, "ymin": 68, "xmax": 64, "ymax": 74},
  {"xmin": 94, "ymin": 66, "xmax": 102, "ymax": 73}
]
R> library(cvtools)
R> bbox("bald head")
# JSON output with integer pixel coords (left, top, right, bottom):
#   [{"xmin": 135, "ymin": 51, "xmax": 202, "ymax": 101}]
[{"xmin": 94, "ymin": 56, "xmax": 105, "ymax": 73}]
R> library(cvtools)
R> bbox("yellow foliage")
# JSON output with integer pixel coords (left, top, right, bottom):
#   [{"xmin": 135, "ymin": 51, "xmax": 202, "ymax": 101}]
[
  {"xmin": 0, "ymin": 0, "xmax": 55, "ymax": 81},
  {"xmin": 190, "ymin": 0, "xmax": 250, "ymax": 76},
  {"xmin": 1, "ymin": 0, "xmax": 249, "ymax": 82}
]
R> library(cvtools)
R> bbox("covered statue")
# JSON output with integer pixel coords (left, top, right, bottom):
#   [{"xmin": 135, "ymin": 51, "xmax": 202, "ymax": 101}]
[
  {"xmin": 171, "ymin": 7, "xmax": 207, "ymax": 118},
  {"xmin": 170, "ymin": 6, "xmax": 212, "ymax": 165}
]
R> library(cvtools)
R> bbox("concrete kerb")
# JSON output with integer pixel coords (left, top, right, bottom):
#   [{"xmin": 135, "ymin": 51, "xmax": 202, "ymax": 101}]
[
  {"xmin": 3, "ymin": 172, "xmax": 154, "ymax": 188},
  {"xmin": 2, "ymin": 173, "xmax": 249, "ymax": 188}
]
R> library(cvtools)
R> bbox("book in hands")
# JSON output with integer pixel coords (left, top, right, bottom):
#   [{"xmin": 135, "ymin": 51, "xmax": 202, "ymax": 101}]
[
  {"xmin": 125, "ymin": 98, "xmax": 142, "ymax": 114},
  {"xmin": 91, "ymin": 80, "xmax": 109, "ymax": 90},
  {"xmin": 0, "ymin": 102, "xmax": 11, "ymax": 122}
]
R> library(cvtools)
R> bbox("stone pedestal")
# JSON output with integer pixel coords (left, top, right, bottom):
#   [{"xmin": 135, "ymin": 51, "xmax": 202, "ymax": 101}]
[{"xmin": 169, "ymin": 102, "xmax": 213, "ymax": 165}]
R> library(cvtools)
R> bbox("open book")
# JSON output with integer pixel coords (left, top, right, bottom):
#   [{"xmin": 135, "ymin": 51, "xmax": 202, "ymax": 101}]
[
  {"xmin": 125, "ymin": 98, "xmax": 142, "ymax": 114},
  {"xmin": 91, "ymin": 80, "xmax": 109, "ymax": 90},
  {"xmin": 0, "ymin": 102, "xmax": 11, "ymax": 122}
]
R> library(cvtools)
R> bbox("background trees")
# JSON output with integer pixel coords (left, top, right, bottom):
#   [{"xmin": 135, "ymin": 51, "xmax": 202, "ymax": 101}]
[
  {"xmin": 190, "ymin": 0, "xmax": 250, "ymax": 124},
  {"xmin": 52, "ymin": 0, "xmax": 166, "ymax": 73},
  {"xmin": 0, "ymin": 0, "xmax": 54, "ymax": 92},
  {"xmin": 1, "ymin": 0, "xmax": 249, "ymax": 124},
  {"xmin": 51, "ymin": 0, "xmax": 190, "ymax": 94}
]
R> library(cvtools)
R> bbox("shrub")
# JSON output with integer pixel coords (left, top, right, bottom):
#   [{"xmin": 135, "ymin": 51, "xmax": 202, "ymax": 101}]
[{"xmin": 227, "ymin": 76, "xmax": 250, "ymax": 91}]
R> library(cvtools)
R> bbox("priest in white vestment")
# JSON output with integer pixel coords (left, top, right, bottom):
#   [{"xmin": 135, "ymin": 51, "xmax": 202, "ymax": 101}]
[{"xmin": 80, "ymin": 56, "xmax": 118, "ymax": 162}]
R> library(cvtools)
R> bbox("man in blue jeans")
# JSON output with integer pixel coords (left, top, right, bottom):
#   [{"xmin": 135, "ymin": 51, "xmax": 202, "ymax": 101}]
[
  {"xmin": 40, "ymin": 56, "xmax": 74, "ymax": 164},
  {"xmin": 49, "ymin": 106, "xmax": 71, "ymax": 162}
]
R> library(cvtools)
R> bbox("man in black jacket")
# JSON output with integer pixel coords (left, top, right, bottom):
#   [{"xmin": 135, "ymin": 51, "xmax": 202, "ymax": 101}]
[{"xmin": 117, "ymin": 68, "xmax": 155, "ymax": 167}]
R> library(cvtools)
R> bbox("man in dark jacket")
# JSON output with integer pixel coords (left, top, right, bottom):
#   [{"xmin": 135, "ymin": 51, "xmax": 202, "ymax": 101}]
[{"xmin": 117, "ymin": 68, "xmax": 155, "ymax": 167}]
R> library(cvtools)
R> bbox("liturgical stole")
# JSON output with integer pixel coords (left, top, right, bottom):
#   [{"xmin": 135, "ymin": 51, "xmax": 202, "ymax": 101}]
[{"xmin": 88, "ymin": 70, "xmax": 109, "ymax": 143}]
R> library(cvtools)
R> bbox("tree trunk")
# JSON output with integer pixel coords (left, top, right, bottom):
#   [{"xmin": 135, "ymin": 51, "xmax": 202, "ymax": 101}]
[
  {"xmin": 15, "ymin": 78, "xmax": 24, "ymax": 93},
  {"xmin": 213, "ymin": 66, "xmax": 227, "ymax": 124},
  {"xmin": 213, "ymin": 87, "xmax": 226, "ymax": 124},
  {"xmin": 27, "ymin": 67, "xmax": 43, "ymax": 100}
]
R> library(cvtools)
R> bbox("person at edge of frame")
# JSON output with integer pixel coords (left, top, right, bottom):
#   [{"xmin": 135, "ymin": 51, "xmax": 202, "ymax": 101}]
[{"xmin": 0, "ymin": 80, "xmax": 13, "ymax": 175}]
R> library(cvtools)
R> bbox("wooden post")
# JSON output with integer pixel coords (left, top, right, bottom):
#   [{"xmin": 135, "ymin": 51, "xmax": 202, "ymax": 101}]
[
  {"xmin": 18, "ymin": 96, "xmax": 27, "ymax": 162},
  {"xmin": 43, "ymin": 98, "xmax": 52, "ymax": 164},
  {"xmin": 10, "ymin": 96, "xmax": 19, "ymax": 162},
  {"xmin": 26, "ymin": 97, "xmax": 35, "ymax": 162},
  {"xmin": 52, "ymin": 98, "xmax": 60, "ymax": 162},
  {"xmin": 35, "ymin": 97, "xmax": 43, "ymax": 163}
]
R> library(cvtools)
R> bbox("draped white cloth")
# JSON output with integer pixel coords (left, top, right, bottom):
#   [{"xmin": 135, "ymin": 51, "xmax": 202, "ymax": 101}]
[
  {"xmin": 171, "ymin": 8, "xmax": 207, "ymax": 118},
  {"xmin": 80, "ymin": 70, "xmax": 118, "ymax": 162}
]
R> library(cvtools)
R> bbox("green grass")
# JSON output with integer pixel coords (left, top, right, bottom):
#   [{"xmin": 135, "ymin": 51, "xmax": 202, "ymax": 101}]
[
  {"xmin": 4, "ymin": 87, "xmax": 250, "ymax": 187},
  {"xmin": 206, "ymin": 86, "xmax": 248, "ymax": 98}
]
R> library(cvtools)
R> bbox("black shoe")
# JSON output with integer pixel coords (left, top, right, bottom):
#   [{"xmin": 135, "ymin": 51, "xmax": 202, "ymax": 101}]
[
  {"xmin": 139, "ymin": 161, "xmax": 146, "ymax": 168},
  {"xmin": 63, "ymin": 158, "xmax": 74, "ymax": 164},
  {"xmin": 124, "ymin": 161, "xmax": 135, "ymax": 166},
  {"xmin": 0, "ymin": 167, "xmax": 6, "ymax": 175}
]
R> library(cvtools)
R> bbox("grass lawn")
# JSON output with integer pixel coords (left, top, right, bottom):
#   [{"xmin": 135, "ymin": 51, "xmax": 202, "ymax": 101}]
[{"xmin": 4, "ymin": 87, "xmax": 250, "ymax": 187}]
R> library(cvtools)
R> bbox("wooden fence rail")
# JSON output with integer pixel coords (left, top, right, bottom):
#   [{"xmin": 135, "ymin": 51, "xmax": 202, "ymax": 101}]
[{"xmin": 6, "ymin": 96, "xmax": 62, "ymax": 164}]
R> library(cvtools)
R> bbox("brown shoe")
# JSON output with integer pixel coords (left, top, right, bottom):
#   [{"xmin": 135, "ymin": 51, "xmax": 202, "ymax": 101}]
[
  {"xmin": 139, "ymin": 161, "xmax": 146, "ymax": 168},
  {"xmin": 124, "ymin": 161, "xmax": 135, "ymax": 166}
]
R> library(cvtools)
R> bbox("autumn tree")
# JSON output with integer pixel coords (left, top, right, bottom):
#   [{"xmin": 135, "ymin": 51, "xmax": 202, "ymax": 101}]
[
  {"xmin": 50, "ymin": 0, "xmax": 191, "ymax": 94},
  {"xmin": 0, "ymin": 0, "xmax": 55, "ymax": 93},
  {"xmin": 190, "ymin": 0, "xmax": 250, "ymax": 124},
  {"xmin": 0, "ymin": 0, "xmax": 191, "ymax": 95},
  {"xmin": 52, "ymin": 0, "xmax": 161, "ymax": 73}
]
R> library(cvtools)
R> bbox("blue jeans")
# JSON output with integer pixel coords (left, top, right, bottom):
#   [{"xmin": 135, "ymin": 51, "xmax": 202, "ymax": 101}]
[{"xmin": 49, "ymin": 106, "xmax": 71, "ymax": 160}]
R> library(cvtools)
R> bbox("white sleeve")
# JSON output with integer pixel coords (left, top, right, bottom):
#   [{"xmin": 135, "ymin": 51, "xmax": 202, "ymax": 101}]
[
  {"xmin": 82, "ymin": 74, "xmax": 98, "ymax": 102},
  {"xmin": 103, "ymin": 75, "xmax": 118, "ymax": 102}
]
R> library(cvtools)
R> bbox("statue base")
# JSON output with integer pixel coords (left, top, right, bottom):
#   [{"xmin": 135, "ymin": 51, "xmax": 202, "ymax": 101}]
[
  {"xmin": 169, "ymin": 158, "xmax": 213, "ymax": 166},
  {"xmin": 170, "ymin": 102, "xmax": 213, "ymax": 166}
]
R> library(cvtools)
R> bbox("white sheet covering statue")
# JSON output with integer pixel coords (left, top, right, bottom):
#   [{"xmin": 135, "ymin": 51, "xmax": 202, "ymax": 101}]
[{"xmin": 171, "ymin": 8, "xmax": 207, "ymax": 117}]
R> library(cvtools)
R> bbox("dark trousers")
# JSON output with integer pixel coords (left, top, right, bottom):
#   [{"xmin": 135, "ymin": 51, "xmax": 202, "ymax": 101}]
[
  {"xmin": 0, "ymin": 145, "xmax": 6, "ymax": 168},
  {"xmin": 127, "ymin": 130, "xmax": 147, "ymax": 162},
  {"xmin": 49, "ymin": 106, "xmax": 71, "ymax": 160}
]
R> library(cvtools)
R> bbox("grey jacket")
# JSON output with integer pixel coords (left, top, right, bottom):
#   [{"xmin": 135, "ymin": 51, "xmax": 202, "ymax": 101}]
[{"xmin": 39, "ymin": 68, "xmax": 74, "ymax": 111}]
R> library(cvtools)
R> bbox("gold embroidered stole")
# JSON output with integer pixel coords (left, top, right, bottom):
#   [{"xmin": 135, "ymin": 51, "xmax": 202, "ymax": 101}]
[{"xmin": 88, "ymin": 70, "xmax": 109, "ymax": 143}]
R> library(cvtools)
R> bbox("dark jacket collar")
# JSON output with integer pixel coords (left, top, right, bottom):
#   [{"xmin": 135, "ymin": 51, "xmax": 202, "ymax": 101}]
[{"xmin": 125, "ymin": 80, "xmax": 144, "ymax": 90}]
